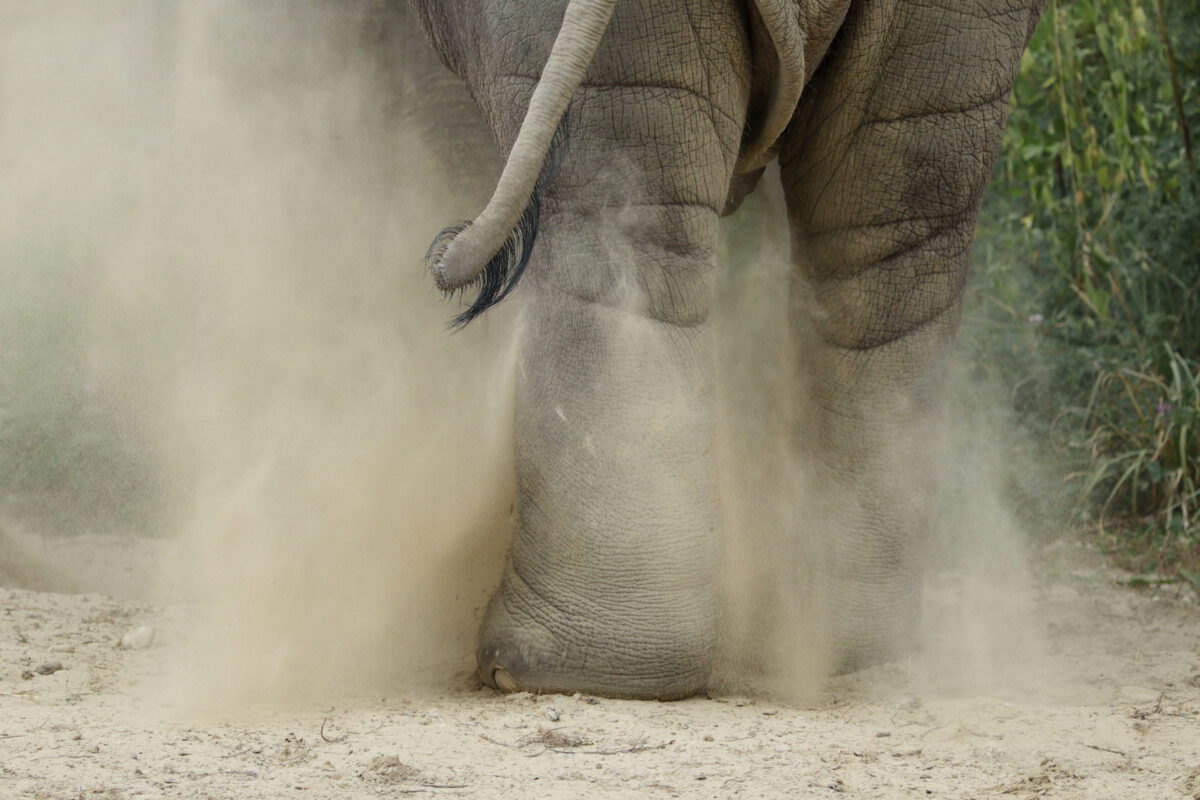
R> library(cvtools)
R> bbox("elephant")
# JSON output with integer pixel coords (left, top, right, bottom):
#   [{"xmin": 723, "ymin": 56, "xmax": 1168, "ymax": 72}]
[{"xmin": 406, "ymin": 0, "xmax": 1046, "ymax": 699}]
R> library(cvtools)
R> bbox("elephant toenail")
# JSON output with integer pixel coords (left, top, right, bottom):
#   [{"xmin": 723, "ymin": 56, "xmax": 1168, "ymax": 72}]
[{"xmin": 491, "ymin": 666, "xmax": 519, "ymax": 692}]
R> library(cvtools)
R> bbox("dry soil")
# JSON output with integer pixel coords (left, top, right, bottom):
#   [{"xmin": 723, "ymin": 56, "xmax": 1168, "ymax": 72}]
[{"xmin": 2, "ymin": 539, "xmax": 1198, "ymax": 800}]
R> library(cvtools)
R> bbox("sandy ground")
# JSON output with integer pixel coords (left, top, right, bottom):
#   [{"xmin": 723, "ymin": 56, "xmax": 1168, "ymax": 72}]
[{"xmin": 2, "ymin": 539, "xmax": 1198, "ymax": 800}]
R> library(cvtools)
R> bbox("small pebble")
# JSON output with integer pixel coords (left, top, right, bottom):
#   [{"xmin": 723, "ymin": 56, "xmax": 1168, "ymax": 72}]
[
  {"xmin": 120, "ymin": 625, "xmax": 155, "ymax": 650},
  {"xmin": 545, "ymin": 708, "xmax": 560, "ymax": 722},
  {"xmin": 36, "ymin": 660, "xmax": 64, "ymax": 675}
]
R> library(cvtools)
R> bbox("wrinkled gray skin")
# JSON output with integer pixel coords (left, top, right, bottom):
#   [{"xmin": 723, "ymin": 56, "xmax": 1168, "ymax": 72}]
[{"xmin": 406, "ymin": 0, "xmax": 1045, "ymax": 699}]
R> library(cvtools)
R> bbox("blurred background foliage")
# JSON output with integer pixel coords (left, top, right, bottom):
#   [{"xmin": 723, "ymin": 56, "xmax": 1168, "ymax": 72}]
[{"xmin": 967, "ymin": 0, "xmax": 1199, "ymax": 582}]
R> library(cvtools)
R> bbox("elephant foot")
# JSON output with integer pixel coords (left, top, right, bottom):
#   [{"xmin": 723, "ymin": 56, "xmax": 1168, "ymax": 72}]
[{"xmin": 475, "ymin": 569, "xmax": 713, "ymax": 700}]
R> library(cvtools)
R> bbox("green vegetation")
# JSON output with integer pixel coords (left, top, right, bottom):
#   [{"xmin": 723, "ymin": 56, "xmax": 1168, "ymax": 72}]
[{"xmin": 968, "ymin": 0, "xmax": 1199, "ymax": 579}]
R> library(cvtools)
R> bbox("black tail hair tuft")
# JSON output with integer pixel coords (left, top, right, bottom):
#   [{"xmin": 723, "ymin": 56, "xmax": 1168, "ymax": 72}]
[{"xmin": 425, "ymin": 119, "xmax": 570, "ymax": 330}]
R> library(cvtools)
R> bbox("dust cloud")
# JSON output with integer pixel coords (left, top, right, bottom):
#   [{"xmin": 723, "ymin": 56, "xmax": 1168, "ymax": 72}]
[
  {"xmin": 710, "ymin": 170, "xmax": 834, "ymax": 699},
  {"xmin": 152, "ymin": 1, "xmax": 520, "ymax": 704},
  {"xmin": 1, "ymin": 0, "xmax": 1053, "ymax": 709},
  {"xmin": 2, "ymin": 0, "xmax": 516, "ymax": 704},
  {"xmin": 710, "ymin": 168, "xmax": 1057, "ymax": 702}
]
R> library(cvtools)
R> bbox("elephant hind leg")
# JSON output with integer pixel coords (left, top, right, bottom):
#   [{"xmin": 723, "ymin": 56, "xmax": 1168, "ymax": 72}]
[
  {"xmin": 467, "ymin": 2, "xmax": 757, "ymax": 700},
  {"xmin": 778, "ymin": 0, "xmax": 1043, "ymax": 671}
]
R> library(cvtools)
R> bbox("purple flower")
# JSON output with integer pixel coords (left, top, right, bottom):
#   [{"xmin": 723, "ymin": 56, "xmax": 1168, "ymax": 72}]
[{"xmin": 1158, "ymin": 400, "xmax": 1173, "ymax": 415}]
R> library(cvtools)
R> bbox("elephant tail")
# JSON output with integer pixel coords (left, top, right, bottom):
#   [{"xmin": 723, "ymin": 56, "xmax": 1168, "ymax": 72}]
[{"xmin": 426, "ymin": 0, "xmax": 617, "ymax": 328}]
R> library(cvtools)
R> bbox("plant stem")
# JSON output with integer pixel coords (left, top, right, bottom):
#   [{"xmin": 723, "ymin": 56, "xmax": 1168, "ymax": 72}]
[{"xmin": 1155, "ymin": 0, "xmax": 1195, "ymax": 170}]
